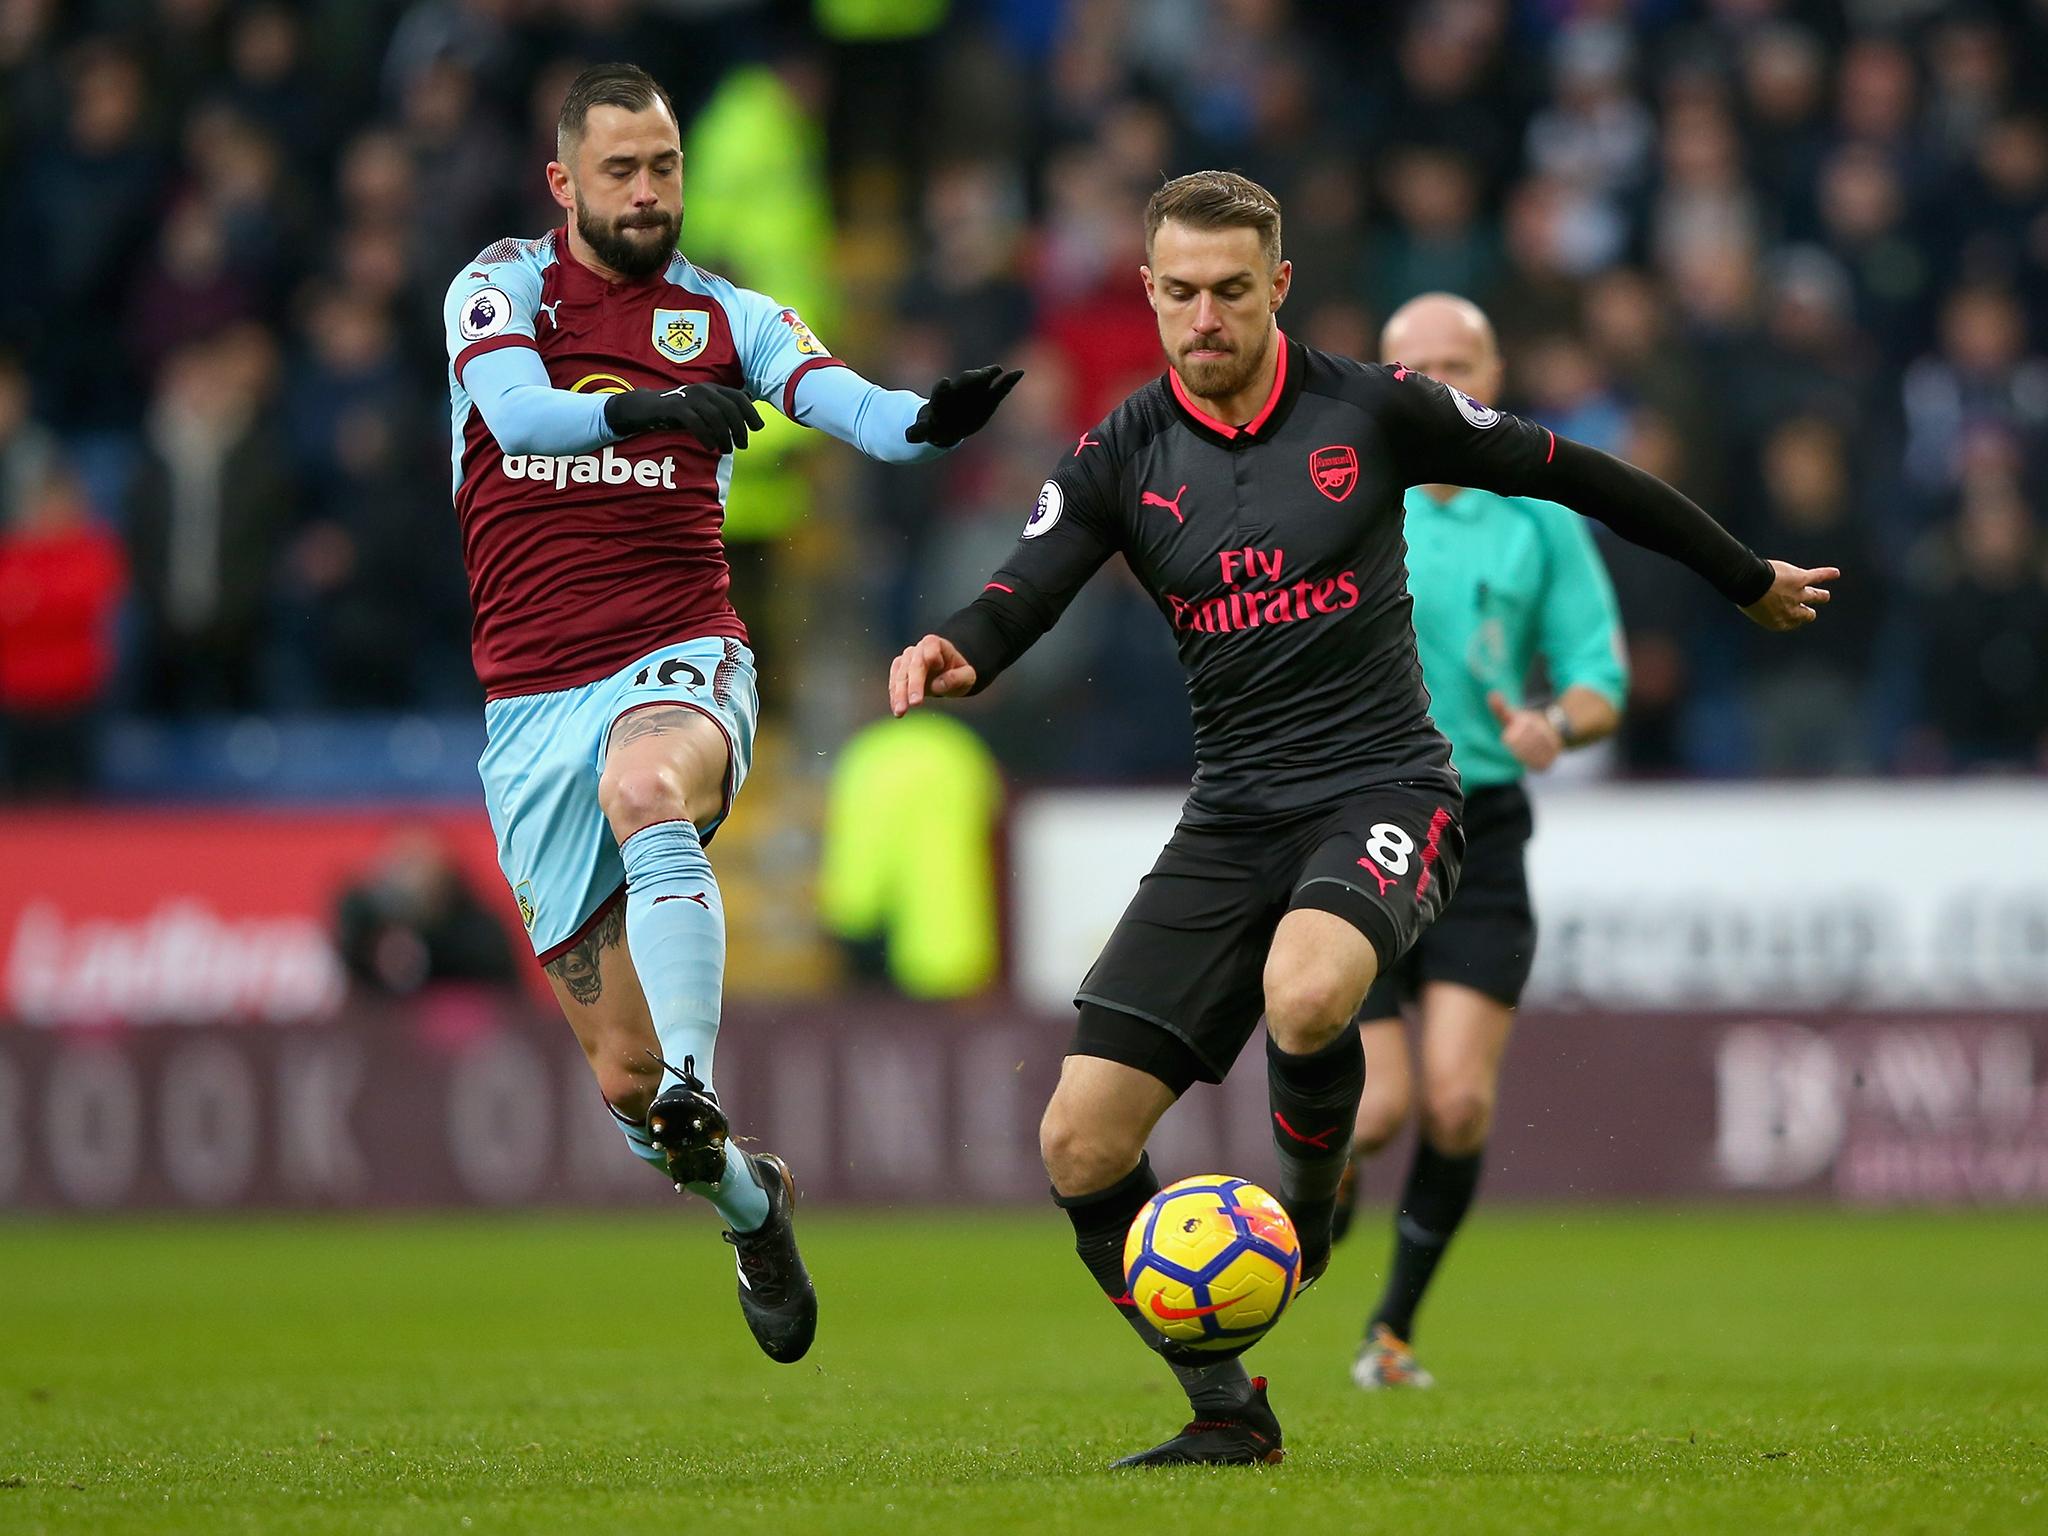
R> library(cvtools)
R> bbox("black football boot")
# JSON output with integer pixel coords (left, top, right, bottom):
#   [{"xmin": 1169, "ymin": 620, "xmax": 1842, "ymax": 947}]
[
  {"xmin": 1110, "ymin": 1376, "xmax": 1285, "ymax": 1468},
  {"xmin": 721, "ymin": 1151, "xmax": 818, "ymax": 1364}
]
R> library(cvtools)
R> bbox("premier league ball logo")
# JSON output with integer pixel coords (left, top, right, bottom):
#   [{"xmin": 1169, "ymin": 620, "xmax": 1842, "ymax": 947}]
[
  {"xmin": 1451, "ymin": 388, "xmax": 1500, "ymax": 429},
  {"xmin": 458, "ymin": 286, "xmax": 512, "ymax": 342},
  {"xmin": 1023, "ymin": 479, "xmax": 1064, "ymax": 538}
]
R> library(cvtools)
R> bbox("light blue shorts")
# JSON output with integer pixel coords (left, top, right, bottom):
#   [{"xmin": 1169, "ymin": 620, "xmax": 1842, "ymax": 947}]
[{"xmin": 479, "ymin": 636, "xmax": 759, "ymax": 964}]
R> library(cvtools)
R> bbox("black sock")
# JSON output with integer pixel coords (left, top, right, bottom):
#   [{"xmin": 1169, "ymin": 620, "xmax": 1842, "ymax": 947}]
[
  {"xmin": 1266, "ymin": 1028, "xmax": 1367, "ymax": 1243},
  {"xmin": 1054, "ymin": 1153, "xmax": 1159, "ymax": 1306},
  {"xmin": 1370, "ymin": 1140, "xmax": 1484, "ymax": 1342},
  {"xmin": 1053, "ymin": 1153, "xmax": 1252, "ymax": 1414}
]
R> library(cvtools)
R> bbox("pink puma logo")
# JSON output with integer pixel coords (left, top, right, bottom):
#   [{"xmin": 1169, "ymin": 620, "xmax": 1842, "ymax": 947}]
[
  {"xmin": 1141, "ymin": 484, "xmax": 1188, "ymax": 523},
  {"xmin": 1355, "ymin": 858, "xmax": 1397, "ymax": 897},
  {"xmin": 1274, "ymin": 1111, "xmax": 1339, "ymax": 1150},
  {"xmin": 1074, "ymin": 431, "xmax": 1100, "ymax": 456}
]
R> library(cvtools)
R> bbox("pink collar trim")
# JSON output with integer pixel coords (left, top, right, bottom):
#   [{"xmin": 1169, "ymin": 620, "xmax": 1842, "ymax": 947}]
[{"xmin": 1168, "ymin": 331, "xmax": 1289, "ymax": 438}]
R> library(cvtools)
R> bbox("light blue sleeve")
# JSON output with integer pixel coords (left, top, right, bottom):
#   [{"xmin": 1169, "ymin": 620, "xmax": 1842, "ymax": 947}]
[
  {"xmin": 445, "ymin": 255, "xmax": 538, "ymax": 353},
  {"xmin": 789, "ymin": 365, "xmax": 946, "ymax": 465},
  {"xmin": 460, "ymin": 347, "xmax": 615, "ymax": 457},
  {"xmin": 444, "ymin": 255, "xmax": 615, "ymax": 456},
  {"xmin": 1534, "ymin": 500, "xmax": 1630, "ymax": 707},
  {"xmin": 725, "ymin": 282, "xmax": 944, "ymax": 465}
]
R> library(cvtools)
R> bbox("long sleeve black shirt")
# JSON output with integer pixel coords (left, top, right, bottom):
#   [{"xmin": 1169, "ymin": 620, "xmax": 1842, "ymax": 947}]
[{"xmin": 940, "ymin": 336, "xmax": 1771, "ymax": 823}]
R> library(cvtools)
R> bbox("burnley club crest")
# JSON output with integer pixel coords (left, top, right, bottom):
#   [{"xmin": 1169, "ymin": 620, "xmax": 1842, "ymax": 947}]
[{"xmin": 653, "ymin": 308, "xmax": 710, "ymax": 364}]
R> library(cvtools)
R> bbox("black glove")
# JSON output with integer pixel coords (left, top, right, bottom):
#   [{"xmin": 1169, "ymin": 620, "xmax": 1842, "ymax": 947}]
[
  {"xmin": 604, "ymin": 383, "xmax": 765, "ymax": 455},
  {"xmin": 904, "ymin": 364, "xmax": 1023, "ymax": 448}
]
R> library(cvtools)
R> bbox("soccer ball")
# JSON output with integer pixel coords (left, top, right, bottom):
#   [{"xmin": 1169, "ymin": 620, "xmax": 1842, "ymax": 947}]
[{"xmin": 1123, "ymin": 1175, "xmax": 1302, "ymax": 1352}]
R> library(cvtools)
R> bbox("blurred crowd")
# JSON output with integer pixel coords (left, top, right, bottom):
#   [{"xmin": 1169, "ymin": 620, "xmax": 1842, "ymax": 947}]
[{"xmin": 2, "ymin": 0, "xmax": 2046, "ymax": 799}]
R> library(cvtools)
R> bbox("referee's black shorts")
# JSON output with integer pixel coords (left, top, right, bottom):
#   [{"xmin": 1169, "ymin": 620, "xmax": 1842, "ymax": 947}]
[
  {"xmin": 1357, "ymin": 782, "xmax": 1536, "ymax": 1020},
  {"xmin": 1070, "ymin": 782, "xmax": 1465, "ymax": 1095}
]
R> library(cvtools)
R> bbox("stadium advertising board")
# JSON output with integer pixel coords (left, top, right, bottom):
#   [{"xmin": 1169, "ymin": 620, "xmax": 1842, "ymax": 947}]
[
  {"xmin": 0, "ymin": 1000, "xmax": 2041, "ymax": 1210},
  {"xmin": 0, "ymin": 811, "xmax": 518, "ymax": 1027},
  {"xmin": 1712, "ymin": 1016, "xmax": 2048, "ymax": 1201},
  {"xmin": 1013, "ymin": 784, "xmax": 2048, "ymax": 1014}
]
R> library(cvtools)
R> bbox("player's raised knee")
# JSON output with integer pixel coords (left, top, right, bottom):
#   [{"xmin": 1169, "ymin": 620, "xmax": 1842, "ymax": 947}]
[
  {"xmin": 1039, "ymin": 1100, "xmax": 1143, "ymax": 1196},
  {"xmin": 1262, "ymin": 965, "xmax": 1363, "ymax": 1053},
  {"xmin": 1422, "ymin": 1085, "xmax": 1494, "ymax": 1155},
  {"xmin": 598, "ymin": 762, "xmax": 692, "ymax": 839}
]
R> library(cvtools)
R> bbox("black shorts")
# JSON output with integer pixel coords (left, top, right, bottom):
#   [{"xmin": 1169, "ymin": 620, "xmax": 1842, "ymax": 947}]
[
  {"xmin": 1070, "ymin": 782, "xmax": 1466, "ymax": 1089},
  {"xmin": 1358, "ymin": 782, "xmax": 1536, "ymax": 1018}
]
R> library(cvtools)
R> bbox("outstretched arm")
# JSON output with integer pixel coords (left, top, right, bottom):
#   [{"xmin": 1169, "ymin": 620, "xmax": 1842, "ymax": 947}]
[
  {"xmin": 790, "ymin": 362, "xmax": 1023, "ymax": 463},
  {"xmin": 1381, "ymin": 366, "xmax": 1837, "ymax": 628},
  {"xmin": 1542, "ymin": 441, "xmax": 1836, "ymax": 627},
  {"xmin": 726, "ymin": 285, "xmax": 1019, "ymax": 463},
  {"xmin": 889, "ymin": 466, "xmax": 1120, "ymax": 713}
]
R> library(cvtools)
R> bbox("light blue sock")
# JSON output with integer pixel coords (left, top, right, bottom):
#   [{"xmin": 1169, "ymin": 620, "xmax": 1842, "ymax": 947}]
[{"xmin": 618, "ymin": 819, "xmax": 769, "ymax": 1233}]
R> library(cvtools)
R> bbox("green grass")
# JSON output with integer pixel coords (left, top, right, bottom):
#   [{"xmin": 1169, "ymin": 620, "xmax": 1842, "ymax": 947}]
[{"xmin": 3, "ymin": 1207, "xmax": 2044, "ymax": 1534}]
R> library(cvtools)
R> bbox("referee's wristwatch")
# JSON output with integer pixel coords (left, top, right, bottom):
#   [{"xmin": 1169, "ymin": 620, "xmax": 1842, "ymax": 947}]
[{"xmin": 1542, "ymin": 701, "xmax": 1577, "ymax": 748}]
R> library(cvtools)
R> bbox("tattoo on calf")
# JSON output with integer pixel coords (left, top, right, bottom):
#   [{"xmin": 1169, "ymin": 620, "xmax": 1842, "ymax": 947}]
[{"xmin": 546, "ymin": 900, "xmax": 625, "ymax": 1006}]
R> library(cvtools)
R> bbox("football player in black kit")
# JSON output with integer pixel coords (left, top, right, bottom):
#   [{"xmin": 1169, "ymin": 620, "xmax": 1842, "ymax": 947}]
[{"xmin": 889, "ymin": 171, "xmax": 1836, "ymax": 1468}]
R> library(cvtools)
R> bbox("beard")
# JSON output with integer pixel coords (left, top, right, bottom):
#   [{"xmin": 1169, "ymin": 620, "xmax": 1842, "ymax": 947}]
[
  {"xmin": 574, "ymin": 193, "xmax": 681, "ymax": 278},
  {"xmin": 1173, "ymin": 326, "xmax": 1271, "ymax": 401}
]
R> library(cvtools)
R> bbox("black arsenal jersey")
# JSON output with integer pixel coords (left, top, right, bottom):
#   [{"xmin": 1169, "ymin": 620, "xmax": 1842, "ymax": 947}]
[{"xmin": 940, "ymin": 335, "xmax": 1771, "ymax": 823}]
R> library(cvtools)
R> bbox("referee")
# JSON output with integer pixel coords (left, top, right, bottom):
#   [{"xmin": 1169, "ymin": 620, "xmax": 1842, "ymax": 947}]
[{"xmin": 1338, "ymin": 294, "xmax": 1627, "ymax": 1393}]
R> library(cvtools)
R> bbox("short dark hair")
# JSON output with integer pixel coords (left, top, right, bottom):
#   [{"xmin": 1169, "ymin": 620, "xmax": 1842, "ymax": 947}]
[
  {"xmin": 556, "ymin": 62, "xmax": 677, "ymax": 159},
  {"xmin": 1145, "ymin": 171, "xmax": 1284, "ymax": 268}
]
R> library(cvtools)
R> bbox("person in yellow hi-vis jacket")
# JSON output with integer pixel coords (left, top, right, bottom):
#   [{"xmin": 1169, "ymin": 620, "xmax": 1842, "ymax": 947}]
[
  {"xmin": 682, "ymin": 52, "xmax": 839, "ymax": 690},
  {"xmin": 820, "ymin": 710, "xmax": 1001, "ymax": 999}
]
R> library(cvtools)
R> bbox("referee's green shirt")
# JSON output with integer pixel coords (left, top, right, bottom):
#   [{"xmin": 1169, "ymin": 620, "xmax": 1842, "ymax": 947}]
[{"xmin": 1402, "ymin": 486, "xmax": 1628, "ymax": 789}]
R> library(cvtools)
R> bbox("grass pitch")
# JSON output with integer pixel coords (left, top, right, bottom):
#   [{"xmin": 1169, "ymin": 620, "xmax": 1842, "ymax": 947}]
[{"xmin": 3, "ymin": 1206, "xmax": 2043, "ymax": 1534}]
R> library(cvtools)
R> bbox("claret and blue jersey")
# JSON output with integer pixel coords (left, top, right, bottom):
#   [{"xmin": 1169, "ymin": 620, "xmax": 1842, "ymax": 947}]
[
  {"xmin": 443, "ymin": 225, "xmax": 938, "ymax": 700},
  {"xmin": 444, "ymin": 225, "xmax": 942, "ymax": 962}
]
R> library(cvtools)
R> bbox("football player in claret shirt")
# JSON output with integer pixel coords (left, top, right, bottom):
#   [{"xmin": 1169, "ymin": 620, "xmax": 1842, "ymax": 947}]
[
  {"xmin": 891, "ymin": 171, "xmax": 1836, "ymax": 1466},
  {"xmin": 446, "ymin": 63, "xmax": 1018, "ymax": 1364}
]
